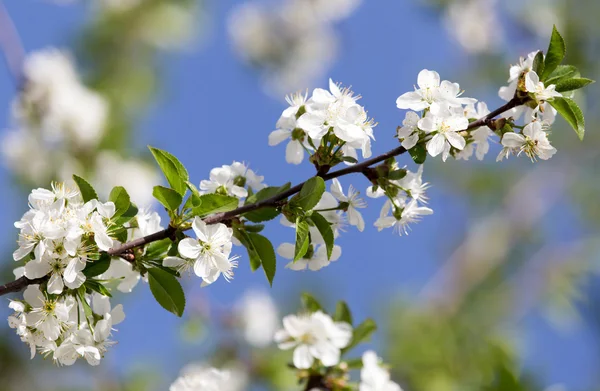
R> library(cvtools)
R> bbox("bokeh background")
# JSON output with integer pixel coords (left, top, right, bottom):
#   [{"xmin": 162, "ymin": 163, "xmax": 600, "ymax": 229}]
[{"xmin": 0, "ymin": 0, "xmax": 599, "ymax": 390}]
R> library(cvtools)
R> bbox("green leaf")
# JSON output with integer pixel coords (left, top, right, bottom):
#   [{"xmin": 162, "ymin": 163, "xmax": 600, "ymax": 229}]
[
  {"xmin": 301, "ymin": 293, "xmax": 323, "ymax": 313},
  {"xmin": 109, "ymin": 186, "xmax": 131, "ymax": 218},
  {"xmin": 310, "ymin": 212, "xmax": 334, "ymax": 260},
  {"xmin": 183, "ymin": 181, "xmax": 203, "ymax": 211},
  {"xmin": 291, "ymin": 177, "xmax": 325, "ymax": 211},
  {"xmin": 243, "ymin": 224, "xmax": 265, "ymax": 233},
  {"xmin": 532, "ymin": 50, "xmax": 545, "ymax": 76},
  {"xmin": 541, "ymin": 25, "xmax": 566, "ymax": 80},
  {"xmin": 85, "ymin": 279, "xmax": 112, "ymax": 297},
  {"xmin": 408, "ymin": 144, "xmax": 427, "ymax": 165},
  {"xmin": 342, "ymin": 156, "xmax": 358, "ymax": 164},
  {"xmin": 83, "ymin": 253, "xmax": 112, "ymax": 278},
  {"xmin": 149, "ymin": 146, "xmax": 188, "ymax": 196},
  {"xmin": 546, "ymin": 65, "xmax": 580, "ymax": 85},
  {"xmin": 72, "ymin": 175, "xmax": 98, "ymax": 203},
  {"xmin": 246, "ymin": 183, "xmax": 292, "ymax": 203},
  {"xmin": 145, "ymin": 263, "xmax": 181, "ymax": 277},
  {"xmin": 294, "ymin": 218, "xmax": 310, "ymax": 261},
  {"xmin": 343, "ymin": 358, "xmax": 363, "ymax": 369},
  {"xmin": 153, "ymin": 185, "xmax": 183, "ymax": 212},
  {"xmin": 192, "ymin": 194, "xmax": 239, "ymax": 217},
  {"xmin": 143, "ymin": 238, "xmax": 173, "ymax": 260},
  {"xmin": 234, "ymin": 229, "xmax": 261, "ymax": 271},
  {"xmin": 247, "ymin": 233, "xmax": 277, "ymax": 286},
  {"xmin": 112, "ymin": 227, "xmax": 128, "ymax": 244},
  {"xmin": 148, "ymin": 268, "xmax": 186, "ymax": 317},
  {"xmin": 242, "ymin": 183, "xmax": 291, "ymax": 222},
  {"xmin": 161, "ymin": 149, "xmax": 189, "ymax": 181},
  {"xmin": 334, "ymin": 301, "xmax": 353, "ymax": 325},
  {"xmin": 554, "ymin": 77, "xmax": 594, "ymax": 93},
  {"xmin": 114, "ymin": 203, "xmax": 139, "ymax": 226},
  {"xmin": 388, "ymin": 169, "xmax": 407, "ymax": 180},
  {"xmin": 343, "ymin": 318, "xmax": 377, "ymax": 353},
  {"xmin": 549, "ymin": 97, "xmax": 585, "ymax": 140},
  {"xmin": 77, "ymin": 286, "xmax": 94, "ymax": 322},
  {"xmin": 243, "ymin": 208, "xmax": 281, "ymax": 223}
]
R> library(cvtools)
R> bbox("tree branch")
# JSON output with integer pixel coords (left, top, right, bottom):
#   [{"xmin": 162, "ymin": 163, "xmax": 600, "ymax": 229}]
[
  {"xmin": 0, "ymin": 276, "xmax": 46, "ymax": 297},
  {"xmin": 0, "ymin": 98, "xmax": 523, "ymax": 297}
]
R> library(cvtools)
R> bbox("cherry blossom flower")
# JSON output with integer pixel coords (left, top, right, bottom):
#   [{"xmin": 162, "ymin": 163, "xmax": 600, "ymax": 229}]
[
  {"xmin": 500, "ymin": 121, "xmax": 556, "ymax": 161},
  {"xmin": 275, "ymin": 311, "xmax": 352, "ymax": 368},
  {"xmin": 165, "ymin": 217, "xmax": 238, "ymax": 286},
  {"xmin": 330, "ymin": 178, "xmax": 366, "ymax": 231},
  {"xmin": 359, "ymin": 350, "xmax": 403, "ymax": 391},
  {"xmin": 278, "ymin": 243, "xmax": 342, "ymax": 271}
]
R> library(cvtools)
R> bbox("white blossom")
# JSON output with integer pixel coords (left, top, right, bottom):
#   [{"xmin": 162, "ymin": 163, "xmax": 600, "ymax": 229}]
[
  {"xmin": 500, "ymin": 121, "xmax": 556, "ymax": 161},
  {"xmin": 396, "ymin": 69, "xmax": 475, "ymax": 112},
  {"xmin": 275, "ymin": 311, "xmax": 352, "ymax": 369},
  {"xmin": 418, "ymin": 106, "xmax": 469, "ymax": 161},
  {"xmin": 396, "ymin": 111, "xmax": 421, "ymax": 150},
  {"xmin": 269, "ymin": 115, "xmax": 311, "ymax": 165},
  {"xmin": 375, "ymin": 200, "xmax": 433, "ymax": 235},
  {"xmin": 237, "ymin": 290, "xmax": 279, "ymax": 347},
  {"xmin": 278, "ymin": 243, "xmax": 342, "ymax": 271},
  {"xmin": 508, "ymin": 51, "xmax": 539, "ymax": 82},
  {"xmin": 165, "ymin": 217, "xmax": 238, "ymax": 286},
  {"xmin": 525, "ymin": 71, "xmax": 562, "ymax": 103},
  {"xmin": 169, "ymin": 364, "xmax": 245, "ymax": 391},
  {"xmin": 359, "ymin": 350, "xmax": 403, "ymax": 391},
  {"xmin": 330, "ymin": 178, "xmax": 366, "ymax": 231}
]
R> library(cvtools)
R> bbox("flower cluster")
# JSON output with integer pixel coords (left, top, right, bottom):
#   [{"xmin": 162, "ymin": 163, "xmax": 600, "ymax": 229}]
[
  {"xmin": 396, "ymin": 69, "xmax": 481, "ymax": 161},
  {"xmin": 8, "ymin": 286, "xmax": 124, "ymax": 366},
  {"xmin": 2, "ymin": 49, "xmax": 108, "ymax": 184},
  {"xmin": 394, "ymin": 59, "xmax": 565, "ymax": 163},
  {"xmin": 270, "ymin": 79, "xmax": 376, "ymax": 165},
  {"xmin": 7, "ymin": 182, "xmax": 164, "ymax": 365},
  {"xmin": 497, "ymin": 51, "xmax": 560, "ymax": 161},
  {"xmin": 274, "ymin": 301, "xmax": 404, "ymax": 390},
  {"xmin": 275, "ymin": 310, "xmax": 353, "ymax": 369},
  {"xmin": 169, "ymin": 363, "xmax": 248, "ymax": 391},
  {"xmin": 13, "ymin": 183, "xmax": 114, "ymax": 287}
]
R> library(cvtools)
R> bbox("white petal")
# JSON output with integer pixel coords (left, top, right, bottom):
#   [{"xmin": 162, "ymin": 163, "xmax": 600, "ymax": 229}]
[
  {"xmin": 445, "ymin": 132, "xmax": 466, "ymax": 150},
  {"xmin": 293, "ymin": 345, "xmax": 314, "ymax": 369},
  {"xmin": 501, "ymin": 133, "xmax": 526, "ymax": 148},
  {"xmin": 286, "ymin": 140, "xmax": 304, "ymax": 165},
  {"xmin": 23, "ymin": 285, "xmax": 44, "ymax": 308},
  {"xmin": 178, "ymin": 238, "xmax": 202, "ymax": 260},
  {"xmin": 426, "ymin": 134, "xmax": 446, "ymax": 157},
  {"xmin": 268, "ymin": 129, "xmax": 291, "ymax": 146},
  {"xmin": 330, "ymin": 179, "xmax": 346, "ymax": 202},
  {"xmin": 111, "ymin": 304, "xmax": 126, "ymax": 325},
  {"xmin": 163, "ymin": 256, "xmax": 186, "ymax": 268},
  {"xmin": 47, "ymin": 273, "xmax": 64, "ymax": 295}
]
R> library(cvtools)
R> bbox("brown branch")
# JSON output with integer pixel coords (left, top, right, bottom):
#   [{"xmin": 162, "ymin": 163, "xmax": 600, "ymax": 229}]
[
  {"xmin": 0, "ymin": 276, "xmax": 46, "ymax": 296},
  {"xmin": 304, "ymin": 374, "xmax": 327, "ymax": 391},
  {"xmin": 0, "ymin": 98, "xmax": 523, "ymax": 297}
]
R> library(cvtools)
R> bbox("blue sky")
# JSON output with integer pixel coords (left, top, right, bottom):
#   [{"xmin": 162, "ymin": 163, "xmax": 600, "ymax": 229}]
[{"xmin": 0, "ymin": 0, "xmax": 597, "ymax": 389}]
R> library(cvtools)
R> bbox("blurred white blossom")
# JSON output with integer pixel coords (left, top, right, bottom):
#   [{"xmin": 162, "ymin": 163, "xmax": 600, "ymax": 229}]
[
  {"xmin": 236, "ymin": 290, "xmax": 279, "ymax": 347},
  {"xmin": 228, "ymin": 0, "xmax": 361, "ymax": 95}
]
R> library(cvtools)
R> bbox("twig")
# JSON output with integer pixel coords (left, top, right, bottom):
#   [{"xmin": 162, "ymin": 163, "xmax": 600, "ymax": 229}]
[{"xmin": 0, "ymin": 98, "xmax": 523, "ymax": 296}]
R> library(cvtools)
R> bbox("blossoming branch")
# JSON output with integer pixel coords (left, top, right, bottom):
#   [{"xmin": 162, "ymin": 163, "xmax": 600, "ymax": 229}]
[{"xmin": 0, "ymin": 25, "xmax": 593, "ymax": 390}]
